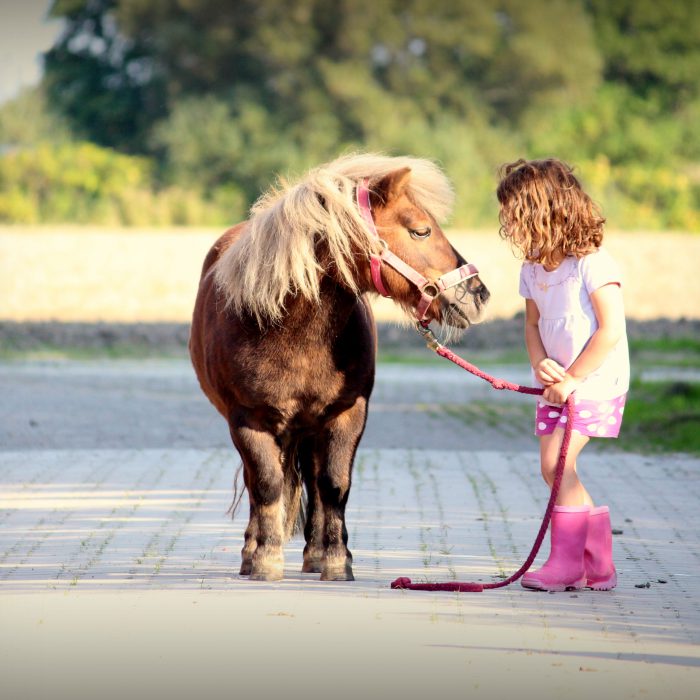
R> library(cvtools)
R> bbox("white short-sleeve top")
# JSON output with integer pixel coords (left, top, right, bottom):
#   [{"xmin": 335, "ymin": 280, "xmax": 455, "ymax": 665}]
[{"xmin": 519, "ymin": 247, "xmax": 630, "ymax": 401}]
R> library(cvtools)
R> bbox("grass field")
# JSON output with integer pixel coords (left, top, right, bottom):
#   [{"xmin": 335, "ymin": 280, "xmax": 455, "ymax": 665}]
[
  {"xmin": 615, "ymin": 378, "xmax": 700, "ymax": 455},
  {"xmin": 2, "ymin": 227, "xmax": 699, "ymax": 322}
]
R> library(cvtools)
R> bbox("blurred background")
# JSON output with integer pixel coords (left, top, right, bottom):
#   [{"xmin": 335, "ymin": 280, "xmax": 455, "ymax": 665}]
[
  {"xmin": 1, "ymin": 0, "xmax": 700, "ymax": 328},
  {"xmin": 2, "ymin": 7, "xmax": 699, "ymax": 686}
]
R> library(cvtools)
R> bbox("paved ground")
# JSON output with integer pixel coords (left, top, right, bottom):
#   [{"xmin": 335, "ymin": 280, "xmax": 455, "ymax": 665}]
[{"xmin": 1, "ymin": 359, "xmax": 699, "ymax": 700}]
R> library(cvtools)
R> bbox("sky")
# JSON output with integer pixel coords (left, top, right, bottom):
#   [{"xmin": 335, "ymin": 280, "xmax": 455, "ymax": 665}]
[{"xmin": 0, "ymin": 0, "xmax": 63, "ymax": 104}]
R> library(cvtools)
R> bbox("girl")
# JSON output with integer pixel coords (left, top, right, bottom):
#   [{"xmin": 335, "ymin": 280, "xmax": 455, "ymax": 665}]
[{"xmin": 497, "ymin": 158, "xmax": 629, "ymax": 592}]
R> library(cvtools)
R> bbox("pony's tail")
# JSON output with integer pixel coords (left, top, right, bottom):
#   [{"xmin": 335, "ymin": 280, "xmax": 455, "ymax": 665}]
[
  {"xmin": 227, "ymin": 462, "xmax": 245, "ymax": 520},
  {"xmin": 226, "ymin": 447, "xmax": 307, "ymax": 540},
  {"xmin": 283, "ymin": 442, "xmax": 307, "ymax": 540}
]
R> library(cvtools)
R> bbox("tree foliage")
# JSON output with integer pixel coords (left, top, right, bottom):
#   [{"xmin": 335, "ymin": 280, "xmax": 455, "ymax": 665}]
[
  {"xmin": 44, "ymin": 0, "xmax": 167, "ymax": 152},
  {"xmin": 588, "ymin": 0, "xmax": 700, "ymax": 107},
  {"xmin": 0, "ymin": 0, "xmax": 697, "ymax": 228},
  {"xmin": 0, "ymin": 139, "xmax": 240, "ymax": 225}
]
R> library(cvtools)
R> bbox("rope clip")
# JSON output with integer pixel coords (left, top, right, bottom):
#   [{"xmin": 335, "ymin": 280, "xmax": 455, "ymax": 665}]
[{"xmin": 414, "ymin": 321, "xmax": 442, "ymax": 352}]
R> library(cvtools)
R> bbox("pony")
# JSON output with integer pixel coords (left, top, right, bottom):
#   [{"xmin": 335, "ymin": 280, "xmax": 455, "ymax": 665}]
[{"xmin": 189, "ymin": 153, "xmax": 490, "ymax": 581}]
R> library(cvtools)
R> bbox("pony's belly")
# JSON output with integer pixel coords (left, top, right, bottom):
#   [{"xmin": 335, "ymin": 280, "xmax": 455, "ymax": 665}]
[
  {"xmin": 234, "ymin": 356, "xmax": 372, "ymax": 430},
  {"xmin": 249, "ymin": 394, "xmax": 361, "ymax": 438}
]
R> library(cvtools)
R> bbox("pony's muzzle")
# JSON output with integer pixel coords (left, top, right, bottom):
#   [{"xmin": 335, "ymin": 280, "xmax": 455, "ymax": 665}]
[{"xmin": 440, "ymin": 279, "xmax": 489, "ymax": 327}]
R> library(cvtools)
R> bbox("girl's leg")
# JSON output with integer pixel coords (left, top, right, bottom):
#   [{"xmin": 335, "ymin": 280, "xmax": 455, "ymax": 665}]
[
  {"xmin": 521, "ymin": 504, "xmax": 590, "ymax": 591},
  {"xmin": 539, "ymin": 428, "xmax": 594, "ymax": 506},
  {"xmin": 585, "ymin": 506, "xmax": 618, "ymax": 590},
  {"xmin": 522, "ymin": 427, "xmax": 593, "ymax": 591},
  {"xmin": 543, "ymin": 429, "xmax": 617, "ymax": 589}
]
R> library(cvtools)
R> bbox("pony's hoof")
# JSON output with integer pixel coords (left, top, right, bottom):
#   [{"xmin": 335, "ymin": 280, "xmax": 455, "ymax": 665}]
[
  {"xmin": 320, "ymin": 564, "xmax": 354, "ymax": 581},
  {"xmin": 249, "ymin": 554, "xmax": 284, "ymax": 581},
  {"xmin": 301, "ymin": 559, "xmax": 323, "ymax": 574},
  {"xmin": 249, "ymin": 567, "xmax": 284, "ymax": 582}
]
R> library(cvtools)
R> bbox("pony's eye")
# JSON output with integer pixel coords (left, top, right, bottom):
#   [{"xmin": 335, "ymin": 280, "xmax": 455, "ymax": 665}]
[{"xmin": 408, "ymin": 226, "xmax": 432, "ymax": 240}]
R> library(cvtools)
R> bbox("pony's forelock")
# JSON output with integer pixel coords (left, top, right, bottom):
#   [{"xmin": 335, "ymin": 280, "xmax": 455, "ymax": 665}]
[{"xmin": 214, "ymin": 153, "xmax": 454, "ymax": 324}]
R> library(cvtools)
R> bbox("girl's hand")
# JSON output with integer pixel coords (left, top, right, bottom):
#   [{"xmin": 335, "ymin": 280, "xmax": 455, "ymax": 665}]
[
  {"xmin": 534, "ymin": 358, "xmax": 567, "ymax": 386},
  {"xmin": 543, "ymin": 374, "xmax": 582, "ymax": 405}
]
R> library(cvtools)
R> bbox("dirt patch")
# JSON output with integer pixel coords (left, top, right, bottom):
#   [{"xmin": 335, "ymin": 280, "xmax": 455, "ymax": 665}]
[
  {"xmin": 2, "ymin": 317, "xmax": 699, "ymax": 357},
  {"xmin": 0, "ymin": 320, "xmax": 192, "ymax": 357}
]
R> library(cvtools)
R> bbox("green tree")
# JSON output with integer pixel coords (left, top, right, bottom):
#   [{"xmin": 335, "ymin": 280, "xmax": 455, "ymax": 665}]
[
  {"xmin": 0, "ymin": 86, "xmax": 71, "ymax": 146},
  {"xmin": 46, "ymin": 0, "xmax": 603, "ymax": 146},
  {"xmin": 45, "ymin": 0, "xmax": 168, "ymax": 151},
  {"xmin": 588, "ymin": 0, "xmax": 700, "ymax": 108},
  {"xmin": 26, "ymin": 0, "xmax": 700, "ymax": 230}
]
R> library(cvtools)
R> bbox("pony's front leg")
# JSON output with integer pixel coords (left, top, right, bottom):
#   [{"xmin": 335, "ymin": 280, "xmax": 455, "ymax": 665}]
[
  {"xmin": 231, "ymin": 424, "xmax": 286, "ymax": 581},
  {"xmin": 318, "ymin": 398, "xmax": 368, "ymax": 581}
]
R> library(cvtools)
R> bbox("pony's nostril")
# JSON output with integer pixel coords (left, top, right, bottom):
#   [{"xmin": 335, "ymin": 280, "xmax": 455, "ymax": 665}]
[
  {"xmin": 454, "ymin": 279, "xmax": 489, "ymax": 305},
  {"xmin": 453, "ymin": 280, "xmax": 470, "ymax": 303}
]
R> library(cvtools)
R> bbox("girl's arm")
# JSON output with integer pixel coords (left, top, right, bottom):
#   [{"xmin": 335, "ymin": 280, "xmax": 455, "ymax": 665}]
[
  {"xmin": 525, "ymin": 299, "xmax": 566, "ymax": 385},
  {"xmin": 543, "ymin": 283, "xmax": 625, "ymax": 403}
]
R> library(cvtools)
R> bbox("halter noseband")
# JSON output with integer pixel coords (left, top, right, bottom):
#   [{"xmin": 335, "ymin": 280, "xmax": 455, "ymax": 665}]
[{"xmin": 356, "ymin": 178, "xmax": 479, "ymax": 324}]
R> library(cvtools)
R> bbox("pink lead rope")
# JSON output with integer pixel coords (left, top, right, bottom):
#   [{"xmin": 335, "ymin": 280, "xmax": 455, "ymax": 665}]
[
  {"xmin": 390, "ymin": 326, "xmax": 573, "ymax": 593},
  {"xmin": 354, "ymin": 179, "xmax": 573, "ymax": 592}
]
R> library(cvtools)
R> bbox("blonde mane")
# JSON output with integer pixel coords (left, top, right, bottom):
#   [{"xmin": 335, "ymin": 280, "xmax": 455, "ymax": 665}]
[{"xmin": 214, "ymin": 152, "xmax": 454, "ymax": 324}]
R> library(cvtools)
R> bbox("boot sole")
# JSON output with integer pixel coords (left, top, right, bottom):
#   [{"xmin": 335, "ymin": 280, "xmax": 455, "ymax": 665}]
[
  {"xmin": 521, "ymin": 576, "xmax": 586, "ymax": 592},
  {"xmin": 586, "ymin": 572, "xmax": 617, "ymax": 591}
]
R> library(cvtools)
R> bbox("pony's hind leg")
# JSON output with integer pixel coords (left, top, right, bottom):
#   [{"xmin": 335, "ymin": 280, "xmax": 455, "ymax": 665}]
[
  {"xmin": 299, "ymin": 438, "xmax": 324, "ymax": 574},
  {"xmin": 317, "ymin": 398, "xmax": 368, "ymax": 581},
  {"xmin": 231, "ymin": 424, "xmax": 286, "ymax": 581},
  {"xmin": 239, "ymin": 499, "xmax": 258, "ymax": 576},
  {"xmin": 235, "ymin": 462, "xmax": 257, "ymax": 575}
]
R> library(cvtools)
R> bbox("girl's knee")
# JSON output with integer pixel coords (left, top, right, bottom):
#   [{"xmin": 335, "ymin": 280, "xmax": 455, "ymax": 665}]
[{"xmin": 540, "ymin": 461, "xmax": 557, "ymax": 486}]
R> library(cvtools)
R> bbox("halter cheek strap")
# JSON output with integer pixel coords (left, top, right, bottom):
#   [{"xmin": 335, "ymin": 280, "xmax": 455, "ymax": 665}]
[
  {"xmin": 356, "ymin": 178, "xmax": 479, "ymax": 323},
  {"xmin": 356, "ymin": 181, "xmax": 394, "ymax": 297}
]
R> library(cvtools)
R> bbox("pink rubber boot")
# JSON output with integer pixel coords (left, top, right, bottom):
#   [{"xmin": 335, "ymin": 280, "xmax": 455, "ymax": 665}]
[
  {"xmin": 584, "ymin": 505, "xmax": 618, "ymax": 590},
  {"xmin": 521, "ymin": 505, "xmax": 590, "ymax": 592}
]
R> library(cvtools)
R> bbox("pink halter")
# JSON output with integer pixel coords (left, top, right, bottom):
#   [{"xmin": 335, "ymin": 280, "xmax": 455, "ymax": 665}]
[{"xmin": 356, "ymin": 178, "xmax": 479, "ymax": 323}]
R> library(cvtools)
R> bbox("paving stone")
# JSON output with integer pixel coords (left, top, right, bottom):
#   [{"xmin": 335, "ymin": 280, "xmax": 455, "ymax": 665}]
[{"xmin": 1, "ymin": 360, "xmax": 699, "ymax": 700}]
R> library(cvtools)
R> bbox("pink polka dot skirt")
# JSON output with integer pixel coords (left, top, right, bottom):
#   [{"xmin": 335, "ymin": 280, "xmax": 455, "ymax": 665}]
[{"xmin": 534, "ymin": 393, "xmax": 627, "ymax": 438}]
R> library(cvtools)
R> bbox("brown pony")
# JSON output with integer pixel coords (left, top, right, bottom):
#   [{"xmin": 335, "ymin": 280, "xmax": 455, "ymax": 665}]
[{"xmin": 189, "ymin": 153, "xmax": 489, "ymax": 581}]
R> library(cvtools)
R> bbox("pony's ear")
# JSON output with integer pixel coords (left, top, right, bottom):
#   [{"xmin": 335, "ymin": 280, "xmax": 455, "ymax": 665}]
[{"xmin": 373, "ymin": 167, "xmax": 412, "ymax": 206}]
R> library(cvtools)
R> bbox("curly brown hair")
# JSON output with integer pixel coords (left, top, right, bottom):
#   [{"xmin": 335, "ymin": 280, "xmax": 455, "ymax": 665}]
[{"xmin": 496, "ymin": 158, "xmax": 605, "ymax": 268}]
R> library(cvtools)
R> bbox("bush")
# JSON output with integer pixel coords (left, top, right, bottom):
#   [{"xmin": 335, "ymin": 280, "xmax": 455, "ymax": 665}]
[
  {"xmin": 2, "ymin": 86, "xmax": 699, "ymax": 231},
  {"xmin": 0, "ymin": 141, "xmax": 244, "ymax": 226}
]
